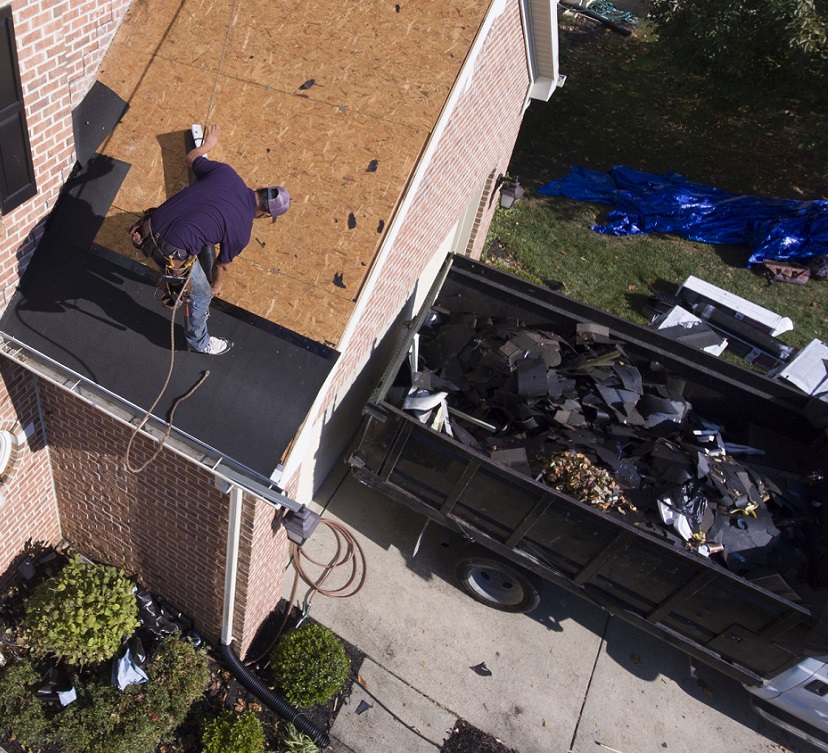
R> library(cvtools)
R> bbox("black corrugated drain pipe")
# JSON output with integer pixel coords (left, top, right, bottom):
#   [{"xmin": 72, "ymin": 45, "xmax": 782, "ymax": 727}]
[
  {"xmin": 219, "ymin": 485, "xmax": 330, "ymax": 748},
  {"xmin": 219, "ymin": 641, "xmax": 331, "ymax": 749}
]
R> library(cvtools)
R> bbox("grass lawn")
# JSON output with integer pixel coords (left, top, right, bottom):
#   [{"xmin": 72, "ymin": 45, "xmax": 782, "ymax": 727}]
[{"xmin": 486, "ymin": 18, "xmax": 828, "ymax": 350}]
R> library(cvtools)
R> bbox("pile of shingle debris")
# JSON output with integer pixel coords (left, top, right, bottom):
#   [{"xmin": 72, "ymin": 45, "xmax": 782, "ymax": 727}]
[{"xmin": 401, "ymin": 309, "xmax": 818, "ymax": 591}]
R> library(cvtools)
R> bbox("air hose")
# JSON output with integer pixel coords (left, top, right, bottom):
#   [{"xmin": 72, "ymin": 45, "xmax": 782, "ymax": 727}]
[
  {"xmin": 124, "ymin": 264, "xmax": 209, "ymax": 474},
  {"xmin": 245, "ymin": 517, "xmax": 367, "ymax": 666},
  {"xmin": 218, "ymin": 641, "xmax": 330, "ymax": 749}
]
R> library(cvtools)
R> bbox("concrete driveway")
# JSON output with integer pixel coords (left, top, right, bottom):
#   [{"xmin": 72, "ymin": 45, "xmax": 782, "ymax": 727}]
[{"xmin": 285, "ymin": 466, "xmax": 812, "ymax": 753}]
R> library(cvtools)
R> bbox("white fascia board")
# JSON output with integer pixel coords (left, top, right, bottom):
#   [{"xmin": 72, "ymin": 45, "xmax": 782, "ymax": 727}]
[{"xmin": 278, "ymin": 0, "xmax": 511, "ymax": 485}]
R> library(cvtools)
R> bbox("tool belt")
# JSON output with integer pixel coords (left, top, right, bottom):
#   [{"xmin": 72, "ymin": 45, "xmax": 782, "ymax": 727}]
[{"xmin": 129, "ymin": 210, "xmax": 195, "ymax": 278}]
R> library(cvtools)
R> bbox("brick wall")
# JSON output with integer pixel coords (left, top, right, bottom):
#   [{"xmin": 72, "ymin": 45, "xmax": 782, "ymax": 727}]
[
  {"xmin": 234, "ymin": 494, "xmax": 292, "ymax": 657},
  {"xmin": 0, "ymin": 363, "xmax": 60, "ymax": 584},
  {"xmin": 38, "ymin": 381, "xmax": 283, "ymax": 649},
  {"xmin": 0, "ymin": 0, "xmax": 532, "ymax": 654},
  {"xmin": 0, "ymin": 0, "xmax": 129, "ymax": 307}
]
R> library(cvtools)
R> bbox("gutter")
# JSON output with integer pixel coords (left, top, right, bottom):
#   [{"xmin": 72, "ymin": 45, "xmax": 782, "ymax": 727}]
[{"xmin": 0, "ymin": 334, "xmax": 303, "ymax": 514}]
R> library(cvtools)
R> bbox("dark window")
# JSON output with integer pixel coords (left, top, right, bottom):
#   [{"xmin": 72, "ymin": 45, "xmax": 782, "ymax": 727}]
[{"xmin": 0, "ymin": 6, "xmax": 36, "ymax": 214}]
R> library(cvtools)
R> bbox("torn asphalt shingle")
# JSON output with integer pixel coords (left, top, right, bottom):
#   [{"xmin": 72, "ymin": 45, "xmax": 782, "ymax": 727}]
[{"xmin": 395, "ymin": 310, "xmax": 814, "ymax": 581}]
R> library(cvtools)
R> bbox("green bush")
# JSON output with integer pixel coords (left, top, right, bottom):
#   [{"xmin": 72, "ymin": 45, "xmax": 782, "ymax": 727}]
[
  {"xmin": 270, "ymin": 624, "xmax": 350, "ymax": 707},
  {"xmin": 279, "ymin": 721, "xmax": 319, "ymax": 753},
  {"xmin": 53, "ymin": 678, "xmax": 160, "ymax": 753},
  {"xmin": 202, "ymin": 709, "xmax": 265, "ymax": 753},
  {"xmin": 650, "ymin": 0, "xmax": 827, "ymax": 93},
  {"xmin": 24, "ymin": 554, "xmax": 140, "ymax": 665},
  {"xmin": 144, "ymin": 635, "xmax": 211, "ymax": 721},
  {"xmin": 50, "ymin": 637, "xmax": 209, "ymax": 753},
  {"xmin": 0, "ymin": 659, "xmax": 50, "ymax": 746}
]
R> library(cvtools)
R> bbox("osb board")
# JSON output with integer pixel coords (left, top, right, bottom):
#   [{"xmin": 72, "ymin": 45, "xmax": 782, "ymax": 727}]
[
  {"xmin": 113, "ymin": 0, "xmax": 490, "ymax": 131},
  {"xmin": 96, "ymin": 53, "xmax": 221, "ymax": 209},
  {"xmin": 202, "ymin": 82, "xmax": 422, "ymax": 302},
  {"xmin": 90, "ymin": 0, "xmax": 491, "ymax": 345},
  {"xmin": 109, "ymin": 0, "xmax": 226, "ymax": 73},
  {"xmin": 216, "ymin": 0, "xmax": 492, "ymax": 131}
]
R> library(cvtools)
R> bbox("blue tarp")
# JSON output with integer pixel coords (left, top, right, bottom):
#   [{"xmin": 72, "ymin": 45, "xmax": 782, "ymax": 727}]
[{"xmin": 537, "ymin": 166, "xmax": 828, "ymax": 266}]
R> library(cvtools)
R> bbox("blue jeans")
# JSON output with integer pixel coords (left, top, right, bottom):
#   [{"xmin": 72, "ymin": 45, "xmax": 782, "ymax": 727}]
[{"xmin": 185, "ymin": 260, "xmax": 212, "ymax": 351}]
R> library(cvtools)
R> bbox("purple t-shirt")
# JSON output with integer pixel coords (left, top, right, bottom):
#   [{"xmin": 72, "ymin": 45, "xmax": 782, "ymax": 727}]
[{"xmin": 151, "ymin": 156, "xmax": 257, "ymax": 264}]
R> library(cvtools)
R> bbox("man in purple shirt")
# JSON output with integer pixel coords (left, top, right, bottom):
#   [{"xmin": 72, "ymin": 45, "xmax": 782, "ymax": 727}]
[{"xmin": 133, "ymin": 124, "xmax": 290, "ymax": 355}]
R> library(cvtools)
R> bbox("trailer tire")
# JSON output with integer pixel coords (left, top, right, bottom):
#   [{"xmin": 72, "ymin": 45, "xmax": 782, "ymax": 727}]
[{"xmin": 454, "ymin": 555, "xmax": 542, "ymax": 613}]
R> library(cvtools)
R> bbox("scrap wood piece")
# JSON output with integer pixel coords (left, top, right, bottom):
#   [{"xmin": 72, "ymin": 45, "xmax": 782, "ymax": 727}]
[
  {"xmin": 570, "ymin": 348, "xmax": 625, "ymax": 371},
  {"xmin": 576, "ymin": 321, "xmax": 614, "ymax": 343}
]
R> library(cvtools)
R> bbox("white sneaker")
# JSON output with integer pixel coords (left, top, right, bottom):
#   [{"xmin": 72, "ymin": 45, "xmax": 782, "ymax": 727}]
[{"xmin": 193, "ymin": 336, "xmax": 232, "ymax": 355}]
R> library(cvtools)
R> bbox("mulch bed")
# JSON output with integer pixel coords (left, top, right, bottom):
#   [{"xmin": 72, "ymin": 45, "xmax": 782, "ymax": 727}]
[{"xmin": 1, "ymin": 562, "xmax": 509, "ymax": 753}]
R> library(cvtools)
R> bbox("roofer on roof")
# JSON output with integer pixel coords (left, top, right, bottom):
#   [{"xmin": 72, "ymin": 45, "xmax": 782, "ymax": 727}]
[{"xmin": 129, "ymin": 123, "xmax": 290, "ymax": 355}]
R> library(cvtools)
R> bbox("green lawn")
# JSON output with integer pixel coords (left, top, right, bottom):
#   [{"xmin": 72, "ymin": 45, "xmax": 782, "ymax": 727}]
[{"xmin": 486, "ymin": 20, "xmax": 828, "ymax": 350}]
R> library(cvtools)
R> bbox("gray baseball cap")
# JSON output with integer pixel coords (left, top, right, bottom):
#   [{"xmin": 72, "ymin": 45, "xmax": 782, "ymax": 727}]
[{"xmin": 267, "ymin": 186, "xmax": 290, "ymax": 222}]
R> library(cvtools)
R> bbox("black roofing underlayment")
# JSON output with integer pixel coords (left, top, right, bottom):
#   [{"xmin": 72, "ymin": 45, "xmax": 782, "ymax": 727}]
[
  {"xmin": 2, "ymin": 232, "xmax": 337, "ymax": 479},
  {"xmin": 402, "ymin": 310, "xmax": 822, "ymax": 598},
  {"xmin": 1, "ymin": 79, "xmax": 337, "ymax": 479},
  {"xmin": 3, "ymin": 231, "xmax": 338, "ymax": 477},
  {"xmin": 71, "ymin": 81, "xmax": 130, "ymax": 168}
]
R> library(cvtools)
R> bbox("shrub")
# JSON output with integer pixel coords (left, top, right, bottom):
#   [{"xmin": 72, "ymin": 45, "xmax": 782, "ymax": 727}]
[
  {"xmin": 0, "ymin": 659, "xmax": 50, "ymax": 746},
  {"xmin": 53, "ymin": 677, "xmax": 160, "ymax": 753},
  {"xmin": 270, "ymin": 624, "xmax": 350, "ymax": 707},
  {"xmin": 144, "ymin": 635, "xmax": 210, "ymax": 720},
  {"xmin": 202, "ymin": 709, "xmax": 265, "ymax": 753},
  {"xmin": 51, "ymin": 636, "xmax": 209, "ymax": 753},
  {"xmin": 279, "ymin": 721, "xmax": 319, "ymax": 753},
  {"xmin": 24, "ymin": 554, "xmax": 140, "ymax": 665}
]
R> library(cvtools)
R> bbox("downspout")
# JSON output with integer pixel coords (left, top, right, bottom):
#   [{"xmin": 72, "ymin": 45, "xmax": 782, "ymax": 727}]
[{"xmin": 219, "ymin": 484, "xmax": 330, "ymax": 748}]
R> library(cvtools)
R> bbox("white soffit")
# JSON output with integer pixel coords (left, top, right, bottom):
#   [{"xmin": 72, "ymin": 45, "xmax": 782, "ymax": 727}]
[{"xmin": 521, "ymin": 0, "xmax": 561, "ymax": 101}]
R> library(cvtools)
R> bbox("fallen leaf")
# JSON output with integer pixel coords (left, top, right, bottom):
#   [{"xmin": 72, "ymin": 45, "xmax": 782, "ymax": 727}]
[{"xmin": 358, "ymin": 674, "xmax": 367, "ymax": 687}]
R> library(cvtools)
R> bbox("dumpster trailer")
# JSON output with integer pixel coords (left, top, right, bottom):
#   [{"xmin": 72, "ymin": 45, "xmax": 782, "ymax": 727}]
[{"xmin": 348, "ymin": 254, "xmax": 828, "ymax": 750}]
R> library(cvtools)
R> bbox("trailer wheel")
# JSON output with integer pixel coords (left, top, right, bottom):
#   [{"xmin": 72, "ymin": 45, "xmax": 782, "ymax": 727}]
[{"xmin": 454, "ymin": 555, "xmax": 541, "ymax": 613}]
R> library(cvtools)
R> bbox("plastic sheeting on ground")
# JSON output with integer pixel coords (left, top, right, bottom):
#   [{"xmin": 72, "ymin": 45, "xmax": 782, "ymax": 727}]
[{"xmin": 537, "ymin": 166, "xmax": 828, "ymax": 266}]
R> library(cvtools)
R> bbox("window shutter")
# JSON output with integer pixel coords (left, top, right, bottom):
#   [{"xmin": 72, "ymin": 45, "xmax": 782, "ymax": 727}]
[{"xmin": 0, "ymin": 6, "xmax": 37, "ymax": 214}]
